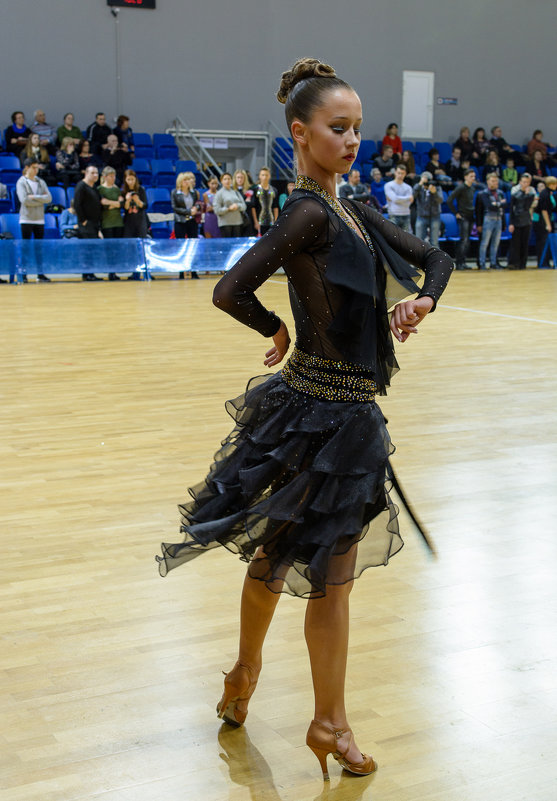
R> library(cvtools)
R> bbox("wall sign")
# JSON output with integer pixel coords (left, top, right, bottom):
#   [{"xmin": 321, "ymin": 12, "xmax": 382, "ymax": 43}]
[
  {"xmin": 437, "ymin": 97, "xmax": 458, "ymax": 105},
  {"xmin": 107, "ymin": 0, "xmax": 156, "ymax": 9}
]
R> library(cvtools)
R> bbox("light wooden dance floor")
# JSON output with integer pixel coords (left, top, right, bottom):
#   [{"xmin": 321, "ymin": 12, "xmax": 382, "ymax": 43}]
[{"xmin": 2, "ymin": 268, "xmax": 557, "ymax": 801}]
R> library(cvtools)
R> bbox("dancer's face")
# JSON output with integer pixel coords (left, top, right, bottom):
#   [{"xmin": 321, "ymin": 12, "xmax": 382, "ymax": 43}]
[{"xmin": 292, "ymin": 88, "xmax": 362, "ymax": 176}]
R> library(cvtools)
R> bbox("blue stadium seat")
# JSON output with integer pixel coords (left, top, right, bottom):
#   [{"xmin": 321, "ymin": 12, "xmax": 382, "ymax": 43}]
[
  {"xmin": 153, "ymin": 133, "xmax": 178, "ymax": 159},
  {"xmin": 415, "ymin": 142, "xmax": 433, "ymax": 158},
  {"xmin": 402, "ymin": 140, "xmax": 415, "ymax": 153},
  {"xmin": 357, "ymin": 139, "xmax": 376, "ymax": 163},
  {"xmin": 44, "ymin": 213, "xmax": 60, "ymax": 239},
  {"xmin": 48, "ymin": 187, "xmax": 67, "ymax": 208},
  {"xmin": 0, "ymin": 155, "xmax": 20, "ymax": 170},
  {"xmin": 0, "ymin": 197, "xmax": 12, "ymax": 213},
  {"xmin": 0, "ymin": 213, "xmax": 21, "ymax": 238},
  {"xmin": 434, "ymin": 142, "xmax": 452, "ymax": 162},
  {"xmin": 176, "ymin": 160, "xmax": 198, "ymax": 174},
  {"xmin": 146, "ymin": 187, "xmax": 172, "ymax": 213},
  {"xmin": 133, "ymin": 158, "xmax": 152, "ymax": 186},
  {"xmin": 66, "ymin": 186, "xmax": 75, "ymax": 205},
  {"xmin": 133, "ymin": 133, "xmax": 152, "ymax": 146},
  {"xmin": 149, "ymin": 221, "xmax": 172, "ymax": 239},
  {"xmin": 440, "ymin": 212, "xmax": 459, "ymax": 240},
  {"xmin": 134, "ymin": 144, "xmax": 154, "ymax": 159},
  {"xmin": 151, "ymin": 159, "xmax": 176, "ymax": 188}
]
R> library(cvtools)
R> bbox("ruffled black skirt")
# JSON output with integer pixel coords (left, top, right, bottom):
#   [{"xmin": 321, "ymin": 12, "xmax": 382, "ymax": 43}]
[{"xmin": 156, "ymin": 370, "xmax": 405, "ymax": 598}]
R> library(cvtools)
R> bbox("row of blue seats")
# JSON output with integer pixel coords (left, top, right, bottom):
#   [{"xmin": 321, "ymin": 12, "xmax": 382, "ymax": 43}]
[
  {"xmin": 0, "ymin": 155, "xmax": 203, "ymax": 189},
  {"xmin": 0, "ymin": 131, "xmax": 179, "ymax": 160}
]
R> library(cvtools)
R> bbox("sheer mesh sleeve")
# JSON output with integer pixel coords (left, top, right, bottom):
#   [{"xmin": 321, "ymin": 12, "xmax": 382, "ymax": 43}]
[
  {"xmin": 212, "ymin": 197, "xmax": 328, "ymax": 336},
  {"xmin": 352, "ymin": 203, "xmax": 454, "ymax": 309}
]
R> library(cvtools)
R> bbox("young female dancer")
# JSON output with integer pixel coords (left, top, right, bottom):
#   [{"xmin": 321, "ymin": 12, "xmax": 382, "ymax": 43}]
[{"xmin": 157, "ymin": 57, "xmax": 453, "ymax": 780}]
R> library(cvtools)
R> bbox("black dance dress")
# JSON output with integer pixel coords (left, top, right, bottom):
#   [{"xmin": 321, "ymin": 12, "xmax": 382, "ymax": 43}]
[{"xmin": 156, "ymin": 179, "xmax": 453, "ymax": 597}]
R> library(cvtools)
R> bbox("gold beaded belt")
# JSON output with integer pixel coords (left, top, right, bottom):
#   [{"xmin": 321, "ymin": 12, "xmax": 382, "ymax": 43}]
[{"xmin": 281, "ymin": 347, "xmax": 377, "ymax": 403}]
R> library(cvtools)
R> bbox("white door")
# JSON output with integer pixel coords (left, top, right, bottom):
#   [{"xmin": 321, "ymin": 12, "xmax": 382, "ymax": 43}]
[{"xmin": 401, "ymin": 71, "xmax": 434, "ymax": 140}]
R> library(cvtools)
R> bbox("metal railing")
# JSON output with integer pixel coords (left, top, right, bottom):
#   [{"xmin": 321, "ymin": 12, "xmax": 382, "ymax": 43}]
[{"xmin": 267, "ymin": 120, "xmax": 294, "ymax": 181}]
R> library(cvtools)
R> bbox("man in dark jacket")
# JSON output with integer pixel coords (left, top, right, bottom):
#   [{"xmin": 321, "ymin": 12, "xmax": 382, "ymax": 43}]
[
  {"xmin": 507, "ymin": 172, "xmax": 536, "ymax": 269},
  {"xmin": 448, "ymin": 169, "xmax": 477, "ymax": 269},
  {"xmin": 86, "ymin": 112, "xmax": 112, "ymax": 156},
  {"xmin": 339, "ymin": 169, "xmax": 370, "ymax": 204},
  {"xmin": 73, "ymin": 165, "xmax": 103, "ymax": 280}
]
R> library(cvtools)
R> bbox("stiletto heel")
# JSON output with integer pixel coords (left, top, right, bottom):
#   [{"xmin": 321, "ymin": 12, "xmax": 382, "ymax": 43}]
[
  {"xmin": 216, "ymin": 662, "xmax": 258, "ymax": 727},
  {"xmin": 306, "ymin": 719, "xmax": 377, "ymax": 780},
  {"xmin": 307, "ymin": 743, "xmax": 331, "ymax": 781}
]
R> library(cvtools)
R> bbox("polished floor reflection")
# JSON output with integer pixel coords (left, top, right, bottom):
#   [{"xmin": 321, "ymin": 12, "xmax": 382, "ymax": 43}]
[{"xmin": 1, "ymin": 269, "xmax": 556, "ymax": 800}]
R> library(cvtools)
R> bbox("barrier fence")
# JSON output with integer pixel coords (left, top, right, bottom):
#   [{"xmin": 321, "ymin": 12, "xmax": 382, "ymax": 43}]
[{"xmin": 0, "ymin": 237, "xmax": 259, "ymax": 282}]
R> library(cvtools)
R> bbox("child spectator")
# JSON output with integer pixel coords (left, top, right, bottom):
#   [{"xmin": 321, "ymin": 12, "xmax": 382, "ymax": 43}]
[
  {"xmin": 502, "ymin": 156, "xmax": 518, "ymax": 186},
  {"xmin": 60, "ymin": 199, "xmax": 79, "ymax": 237}
]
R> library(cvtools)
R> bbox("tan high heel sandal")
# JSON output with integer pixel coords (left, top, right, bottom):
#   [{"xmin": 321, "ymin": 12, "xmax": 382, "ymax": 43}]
[
  {"xmin": 306, "ymin": 719, "xmax": 377, "ymax": 781},
  {"xmin": 216, "ymin": 662, "xmax": 258, "ymax": 727}
]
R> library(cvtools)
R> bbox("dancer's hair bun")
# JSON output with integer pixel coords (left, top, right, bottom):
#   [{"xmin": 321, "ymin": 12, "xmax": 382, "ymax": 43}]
[{"xmin": 277, "ymin": 58, "xmax": 337, "ymax": 104}]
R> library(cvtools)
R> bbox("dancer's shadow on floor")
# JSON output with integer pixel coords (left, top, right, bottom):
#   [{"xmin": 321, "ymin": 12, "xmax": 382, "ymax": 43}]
[{"xmin": 218, "ymin": 724, "xmax": 375, "ymax": 801}]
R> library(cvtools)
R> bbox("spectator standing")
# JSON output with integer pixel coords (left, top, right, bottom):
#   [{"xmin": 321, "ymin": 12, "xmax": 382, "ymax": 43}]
[
  {"xmin": 16, "ymin": 159, "xmax": 52, "ymax": 282},
  {"xmin": 250, "ymin": 167, "xmax": 279, "ymax": 236},
  {"xmin": 381, "ymin": 123, "xmax": 402, "ymax": 156},
  {"xmin": 507, "ymin": 173, "xmax": 537, "ymax": 270},
  {"xmin": 56, "ymin": 113, "xmax": 82, "ymax": 148},
  {"xmin": 30, "ymin": 110, "xmax": 57, "ymax": 153},
  {"xmin": 113, "ymin": 115, "xmax": 135, "ymax": 156},
  {"xmin": 73, "ymin": 164, "xmax": 103, "ymax": 280},
  {"xmin": 98, "ymin": 166, "xmax": 123, "ymax": 280},
  {"xmin": 202, "ymin": 176, "xmax": 221, "ymax": 239},
  {"xmin": 533, "ymin": 176, "xmax": 557, "ymax": 267},
  {"xmin": 55, "ymin": 138, "xmax": 81, "ymax": 188},
  {"xmin": 373, "ymin": 144, "xmax": 396, "ymax": 178},
  {"xmin": 20, "ymin": 133, "xmax": 53, "ymax": 184},
  {"xmin": 384, "ymin": 164, "xmax": 413, "ymax": 231},
  {"xmin": 233, "ymin": 170, "xmax": 254, "ymax": 235},
  {"xmin": 5, "ymin": 111, "xmax": 30, "ymax": 157},
  {"xmin": 476, "ymin": 174, "xmax": 507, "ymax": 269},
  {"xmin": 122, "ymin": 169, "xmax": 148, "ymax": 238},
  {"xmin": 339, "ymin": 168, "xmax": 370, "ymax": 203},
  {"xmin": 101, "ymin": 134, "xmax": 132, "ymax": 185},
  {"xmin": 412, "ymin": 171, "xmax": 443, "ymax": 247},
  {"xmin": 214, "ymin": 172, "xmax": 246, "ymax": 237},
  {"xmin": 86, "ymin": 112, "xmax": 112, "ymax": 156},
  {"xmin": 171, "ymin": 171, "xmax": 201, "ymax": 279},
  {"xmin": 472, "ymin": 127, "xmax": 489, "ymax": 165},
  {"xmin": 448, "ymin": 169, "xmax": 477, "ymax": 269}
]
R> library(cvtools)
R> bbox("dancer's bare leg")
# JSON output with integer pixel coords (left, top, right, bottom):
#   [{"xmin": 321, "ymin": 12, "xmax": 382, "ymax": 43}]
[
  {"xmin": 229, "ymin": 548, "xmax": 283, "ymax": 717},
  {"xmin": 305, "ymin": 577, "xmax": 363, "ymax": 762}
]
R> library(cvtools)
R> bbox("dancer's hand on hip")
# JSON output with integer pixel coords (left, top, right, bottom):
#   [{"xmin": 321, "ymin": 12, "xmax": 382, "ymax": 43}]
[
  {"xmin": 264, "ymin": 320, "xmax": 290, "ymax": 367},
  {"xmin": 390, "ymin": 296, "xmax": 434, "ymax": 343}
]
